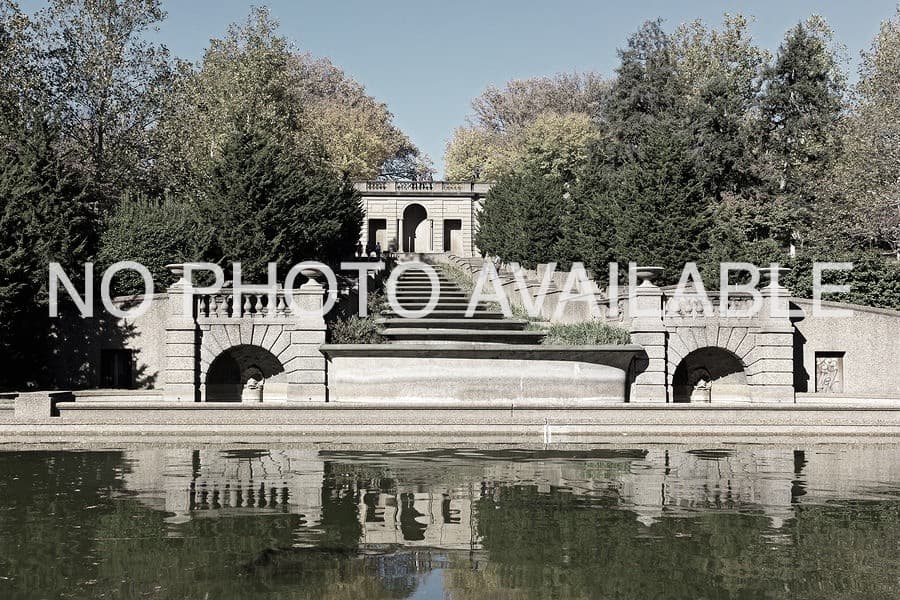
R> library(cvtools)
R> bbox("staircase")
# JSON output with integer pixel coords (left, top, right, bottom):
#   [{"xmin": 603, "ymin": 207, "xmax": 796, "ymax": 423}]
[{"xmin": 378, "ymin": 265, "xmax": 545, "ymax": 344}]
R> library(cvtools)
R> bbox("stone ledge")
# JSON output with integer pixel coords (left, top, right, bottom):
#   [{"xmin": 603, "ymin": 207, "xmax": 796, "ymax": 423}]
[
  {"xmin": 14, "ymin": 391, "xmax": 74, "ymax": 420},
  {"xmin": 52, "ymin": 400, "xmax": 900, "ymax": 411}
]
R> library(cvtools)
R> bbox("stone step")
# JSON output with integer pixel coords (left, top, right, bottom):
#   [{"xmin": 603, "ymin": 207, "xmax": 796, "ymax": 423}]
[
  {"xmin": 395, "ymin": 279, "xmax": 456, "ymax": 286},
  {"xmin": 393, "ymin": 291, "xmax": 469, "ymax": 298},
  {"xmin": 380, "ymin": 309, "xmax": 505, "ymax": 320},
  {"xmin": 398, "ymin": 274, "xmax": 453, "ymax": 280},
  {"xmin": 379, "ymin": 328, "xmax": 546, "ymax": 344},
  {"xmin": 392, "ymin": 299, "xmax": 488, "ymax": 312},
  {"xmin": 393, "ymin": 292, "xmax": 466, "ymax": 299},
  {"xmin": 394, "ymin": 282, "xmax": 460, "ymax": 290},
  {"xmin": 397, "ymin": 279, "xmax": 459, "ymax": 287},
  {"xmin": 377, "ymin": 318, "xmax": 529, "ymax": 331},
  {"xmin": 396, "ymin": 279, "xmax": 454, "ymax": 286}
]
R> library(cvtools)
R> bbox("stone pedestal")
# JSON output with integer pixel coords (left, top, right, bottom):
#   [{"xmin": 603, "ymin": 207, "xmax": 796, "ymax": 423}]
[
  {"xmin": 629, "ymin": 270, "xmax": 668, "ymax": 403},
  {"xmin": 747, "ymin": 283, "xmax": 795, "ymax": 403},
  {"xmin": 163, "ymin": 265, "xmax": 198, "ymax": 402},
  {"xmin": 287, "ymin": 281, "xmax": 328, "ymax": 402},
  {"xmin": 14, "ymin": 391, "xmax": 73, "ymax": 420}
]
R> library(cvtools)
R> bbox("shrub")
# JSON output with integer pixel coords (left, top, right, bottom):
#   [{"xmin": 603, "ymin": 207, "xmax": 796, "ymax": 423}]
[
  {"xmin": 439, "ymin": 262, "xmax": 475, "ymax": 292},
  {"xmin": 329, "ymin": 315, "xmax": 382, "ymax": 344},
  {"xmin": 97, "ymin": 193, "xmax": 212, "ymax": 295},
  {"xmin": 541, "ymin": 321, "xmax": 631, "ymax": 345}
]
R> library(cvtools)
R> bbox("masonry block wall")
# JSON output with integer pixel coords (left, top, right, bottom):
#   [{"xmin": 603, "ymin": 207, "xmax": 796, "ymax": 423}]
[
  {"xmin": 163, "ymin": 270, "xmax": 328, "ymax": 403},
  {"xmin": 358, "ymin": 193, "xmax": 482, "ymax": 257}
]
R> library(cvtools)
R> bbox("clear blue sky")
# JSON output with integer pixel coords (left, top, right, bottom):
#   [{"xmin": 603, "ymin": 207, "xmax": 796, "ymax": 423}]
[{"xmin": 20, "ymin": 0, "xmax": 899, "ymax": 176}]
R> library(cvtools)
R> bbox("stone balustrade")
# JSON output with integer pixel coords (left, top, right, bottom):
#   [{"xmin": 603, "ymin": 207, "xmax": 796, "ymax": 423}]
[
  {"xmin": 663, "ymin": 292, "xmax": 760, "ymax": 319},
  {"xmin": 353, "ymin": 180, "xmax": 492, "ymax": 194},
  {"xmin": 196, "ymin": 290, "xmax": 292, "ymax": 319}
]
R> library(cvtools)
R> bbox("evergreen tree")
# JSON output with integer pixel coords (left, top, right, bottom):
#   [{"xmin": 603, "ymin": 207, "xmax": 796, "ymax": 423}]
[
  {"xmin": 755, "ymin": 17, "xmax": 845, "ymax": 248},
  {"xmin": 673, "ymin": 15, "xmax": 768, "ymax": 202},
  {"xmin": 476, "ymin": 170, "xmax": 570, "ymax": 269},
  {"xmin": 0, "ymin": 122, "xmax": 97, "ymax": 389},
  {"xmin": 576, "ymin": 21, "xmax": 708, "ymax": 281},
  {"xmin": 202, "ymin": 126, "xmax": 362, "ymax": 280},
  {"xmin": 97, "ymin": 193, "xmax": 212, "ymax": 295}
]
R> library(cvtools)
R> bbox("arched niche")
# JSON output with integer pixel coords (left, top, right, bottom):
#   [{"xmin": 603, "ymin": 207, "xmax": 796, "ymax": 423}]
[
  {"xmin": 205, "ymin": 344, "xmax": 286, "ymax": 402},
  {"xmin": 672, "ymin": 347, "xmax": 750, "ymax": 403}
]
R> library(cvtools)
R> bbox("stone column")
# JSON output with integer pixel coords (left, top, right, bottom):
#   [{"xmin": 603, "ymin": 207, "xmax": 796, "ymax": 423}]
[
  {"xmin": 629, "ymin": 267, "xmax": 668, "ymax": 403},
  {"xmin": 163, "ymin": 264, "xmax": 198, "ymax": 402},
  {"xmin": 748, "ymin": 268, "xmax": 795, "ymax": 403},
  {"xmin": 286, "ymin": 280, "xmax": 327, "ymax": 402}
]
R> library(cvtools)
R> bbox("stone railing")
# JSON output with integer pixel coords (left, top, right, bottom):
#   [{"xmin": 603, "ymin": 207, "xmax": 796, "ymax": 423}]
[
  {"xmin": 353, "ymin": 181, "xmax": 492, "ymax": 194},
  {"xmin": 196, "ymin": 290, "xmax": 292, "ymax": 319},
  {"xmin": 663, "ymin": 292, "xmax": 759, "ymax": 319}
]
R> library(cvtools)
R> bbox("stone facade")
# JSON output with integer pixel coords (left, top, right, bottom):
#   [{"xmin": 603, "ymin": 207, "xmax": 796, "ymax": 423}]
[
  {"xmin": 162, "ymin": 266, "xmax": 328, "ymax": 402},
  {"xmin": 354, "ymin": 181, "xmax": 490, "ymax": 256},
  {"xmin": 445, "ymin": 256, "xmax": 900, "ymax": 404},
  {"xmin": 37, "ymin": 257, "xmax": 900, "ymax": 406},
  {"xmin": 791, "ymin": 298, "xmax": 900, "ymax": 399}
]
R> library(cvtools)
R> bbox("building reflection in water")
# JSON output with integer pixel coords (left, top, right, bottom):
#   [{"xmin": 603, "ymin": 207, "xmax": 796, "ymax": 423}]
[
  {"xmin": 120, "ymin": 449, "xmax": 324, "ymax": 530},
  {"xmin": 119, "ymin": 445, "xmax": 900, "ymax": 545}
]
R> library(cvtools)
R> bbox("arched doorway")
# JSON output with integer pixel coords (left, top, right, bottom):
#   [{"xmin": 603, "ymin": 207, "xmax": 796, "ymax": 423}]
[
  {"xmin": 206, "ymin": 344, "xmax": 285, "ymax": 402},
  {"xmin": 672, "ymin": 347, "xmax": 750, "ymax": 403},
  {"xmin": 402, "ymin": 204, "xmax": 428, "ymax": 252}
]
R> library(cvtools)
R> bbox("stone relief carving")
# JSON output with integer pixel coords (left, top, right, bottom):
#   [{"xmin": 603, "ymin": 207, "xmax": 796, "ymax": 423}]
[{"xmin": 815, "ymin": 354, "xmax": 844, "ymax": 394}]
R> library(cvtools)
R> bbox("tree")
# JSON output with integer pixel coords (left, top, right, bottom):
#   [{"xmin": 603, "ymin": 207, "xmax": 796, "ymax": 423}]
[
  {"xmin": 291, "ymin": 54, "xmax": 431, "ymax": 179},
  {"xmin": 575, "ymin": 21, "xmax": 708, "ymax": 280},
  {"xmin": 819, "ymin": 9, "xmax": 900, "ymax": 257},
  {"xmin": 0, "ymin": 1, "xmax": 44, "ymax": 135},
  {"xmin": 201, "ymin": 126, "xmax": 362, "ymax": 280},
  {"xmin": 155, "ymin": 7, "xmax": 429, "ymax": 194},
  {"xmin": 755, "ymin": 16, "xmax": 846, "ymax": 248},
  {"xmin": 672, "ymin": 14, "xmax": 768, "ymax": 201},
  {"xmin": 444, "ymin": 72, "xmax": 609, "ymax": 181},
  {"xmin": 519, "ymin": 112, "xmax": 598, "ymax": 183},
  {"xmin": 470, "ymin": 72, "xmax": 609, "ymax": 133},
  {"xmin": 34, "ymin": 0, "xmax": 174, "ymax": 202},
  {"xmin": 444, "ymin": 126, "xmax": 515, "ymax": 182},
  {"xmin": 97, "ymin": 193, "xmax": 212, "ymax": 295},
  {"xmin": 475, "ymin": 170, "xmax": 570, "ymax": 269},
  {"xmin": 153, "ymin": 7, "xmax": 308, "ymax": 197},
  {"xmin": 0, "ymin": 122, "xmax": 97, "ymax": 389}
]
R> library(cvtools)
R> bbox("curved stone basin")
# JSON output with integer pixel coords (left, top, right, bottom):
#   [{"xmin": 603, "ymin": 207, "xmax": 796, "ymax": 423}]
[{"xmin": 320, "ymin": 344, "xmax": 642, "ymax": 403}]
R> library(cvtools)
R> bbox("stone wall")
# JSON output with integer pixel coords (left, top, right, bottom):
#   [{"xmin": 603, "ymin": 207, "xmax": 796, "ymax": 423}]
[
  {"xmin": 360, "ymin": 195, "xmax": 479, "ymax": 256},
  {"xmin": 48, "ymin": 293, "xmax": 168, "ymax": 389},
  {"xmin": 791, "ymin": 299, "xmax": 900, "ymax": 399}
]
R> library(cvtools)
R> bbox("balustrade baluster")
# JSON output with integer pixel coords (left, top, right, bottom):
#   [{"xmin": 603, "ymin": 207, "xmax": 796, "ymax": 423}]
[{"xmin": 258, "ymin": 294, "xmax": 267, "ymax": 317}]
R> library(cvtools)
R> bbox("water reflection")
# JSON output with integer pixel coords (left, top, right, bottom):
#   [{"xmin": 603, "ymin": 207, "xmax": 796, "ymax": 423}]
[{"xmin": 1, "ymin": 445, "xmax": 899, "ymax": 598}]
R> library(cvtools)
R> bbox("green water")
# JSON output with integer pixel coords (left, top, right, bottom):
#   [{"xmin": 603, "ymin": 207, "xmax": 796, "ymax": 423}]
[{"xmin": 0, "ymin": 446, "xmax": 899, "ymax": 599}]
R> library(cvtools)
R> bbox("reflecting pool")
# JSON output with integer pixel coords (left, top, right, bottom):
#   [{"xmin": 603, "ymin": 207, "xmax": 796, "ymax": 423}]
[{"xmin": 1, "ymin": 445, "xmax": 899, "ymax": 599}]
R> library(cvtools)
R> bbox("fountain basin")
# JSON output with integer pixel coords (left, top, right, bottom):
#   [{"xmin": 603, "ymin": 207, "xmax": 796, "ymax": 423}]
[{"xmin": 320, "ymin": 344, "xmax": 642, "ymax": 403}]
